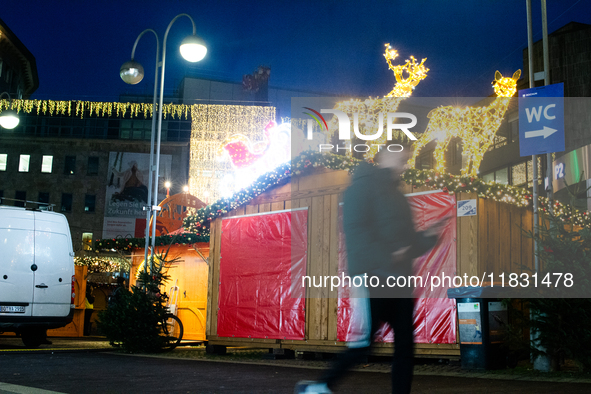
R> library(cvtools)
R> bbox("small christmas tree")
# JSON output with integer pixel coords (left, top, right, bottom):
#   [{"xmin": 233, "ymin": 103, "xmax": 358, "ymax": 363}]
[
  {"xmin": 97, "ymin": 249, "xmax": 177, "ymax": 353},
  {"xmin": 528, "ymin": 174, "xmax": 591, "ymax": 370}
]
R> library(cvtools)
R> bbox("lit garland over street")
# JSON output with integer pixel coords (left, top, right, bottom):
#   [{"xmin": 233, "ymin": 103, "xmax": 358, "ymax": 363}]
[{"xmin": 0, "ymin": 99, "xmax": 191, "ymax": 119}]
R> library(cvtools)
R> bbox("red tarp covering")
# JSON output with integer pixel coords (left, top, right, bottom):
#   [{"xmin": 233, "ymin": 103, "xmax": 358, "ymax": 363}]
[
  {"xmin": 337, "ymin": 191, "xmax": 457, "ymax": 344},
  {"xmin": 217, "ymin": 209, "xmax": 308, "ymax": 340}
]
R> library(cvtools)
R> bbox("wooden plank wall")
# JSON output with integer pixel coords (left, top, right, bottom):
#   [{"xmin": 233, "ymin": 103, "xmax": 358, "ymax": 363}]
[{"xmin": 478, "ymin": 199, "xmax": 534, "ymax": 278}]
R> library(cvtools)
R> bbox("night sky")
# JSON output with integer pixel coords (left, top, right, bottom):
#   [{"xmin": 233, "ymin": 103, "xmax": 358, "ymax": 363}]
[{"xmin": 2, "ymin": 1, "xmax": 591, "ymax": 101}]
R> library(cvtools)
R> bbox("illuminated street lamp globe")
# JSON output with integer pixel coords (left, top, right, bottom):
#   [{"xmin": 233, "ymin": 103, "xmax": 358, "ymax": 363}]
[
  {"xmin": 180, "ymin": 35, "xmax": 207, "ymax": 62},
  {"xmin": 120, "ymin": 60, "xmax": 145, "ymax": 84},
  {"xmin": 0, "ymin": 109, "xmax": 19, "ymax": 129}
]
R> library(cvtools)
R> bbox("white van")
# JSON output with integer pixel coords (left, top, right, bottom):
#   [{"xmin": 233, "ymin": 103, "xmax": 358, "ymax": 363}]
[{"xmin": 0, "ymin": 205, "xmax": 76, "ymax": 347}]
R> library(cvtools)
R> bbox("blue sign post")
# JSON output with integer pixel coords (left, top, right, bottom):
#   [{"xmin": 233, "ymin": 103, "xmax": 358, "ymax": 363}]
[{"xmin": 518, "ymin": 83, "xmax": 565, "ymax": 157}]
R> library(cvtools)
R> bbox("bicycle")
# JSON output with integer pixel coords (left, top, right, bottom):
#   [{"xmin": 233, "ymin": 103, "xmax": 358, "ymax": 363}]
[{"xmin": 160, "ymin": 313, "xmax": 184, "ymax": 350}]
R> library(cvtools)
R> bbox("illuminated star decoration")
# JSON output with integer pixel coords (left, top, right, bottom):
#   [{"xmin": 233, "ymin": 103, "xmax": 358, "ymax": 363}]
[
  {"xmin": 408, "ymin": 70, "xmax": 521, "ymax": 177},
  {"xmin": 324, "ymin": 44, "xmax": 429, "ymax": 160}
]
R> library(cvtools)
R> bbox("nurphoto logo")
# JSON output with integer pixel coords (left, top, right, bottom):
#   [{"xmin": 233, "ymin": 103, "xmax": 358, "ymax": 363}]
[{"xmin": 303, "ymin": 107, "xmax": 418, "ymax": 153}]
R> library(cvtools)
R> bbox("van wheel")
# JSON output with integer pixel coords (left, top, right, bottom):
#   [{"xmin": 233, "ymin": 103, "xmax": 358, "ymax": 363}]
[{"xmin": 21, "ymin": 331, "xmax": 43, "ymax": 348}]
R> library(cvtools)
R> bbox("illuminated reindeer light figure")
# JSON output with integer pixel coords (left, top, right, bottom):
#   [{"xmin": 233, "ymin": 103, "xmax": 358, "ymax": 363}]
[
  {"xmin": 326, "ymin": 44, "xmax": 429, "ymax": 159},
  {"xmin": 408, "ymin": 69, "xmax": 521, "ymax": 176}
]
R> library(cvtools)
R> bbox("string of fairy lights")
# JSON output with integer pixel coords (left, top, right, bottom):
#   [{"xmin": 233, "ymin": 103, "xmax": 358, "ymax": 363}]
[
  {"xmin": 74, "ymin": 255, "xmax": 131, "ymax": 273},
  {"xmin": 0, "ymin": 99, "xmax": 192, "ymax": 119},
  {"xmin": 188, "ymin": 104, "xmax": 275, "ymax": 203}
]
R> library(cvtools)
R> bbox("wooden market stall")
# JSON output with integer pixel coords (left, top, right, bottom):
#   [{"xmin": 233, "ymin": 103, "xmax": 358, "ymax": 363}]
[
  {"xmin": 128, "ymin": 192, "xmax": 210, "ymax": 341},
  {"xmin": 204, "ymin": 167, "xmax": 534, "ymax": 358},
  {"xmin": 130, "ymin": 243, "xmax": 210, "ymax": 341}
]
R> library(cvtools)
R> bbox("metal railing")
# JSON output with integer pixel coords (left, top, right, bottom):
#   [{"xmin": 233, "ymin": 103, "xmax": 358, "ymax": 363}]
[{"xmin": 0, "ymin": 197, "xmax": 55, "ymax": 211}]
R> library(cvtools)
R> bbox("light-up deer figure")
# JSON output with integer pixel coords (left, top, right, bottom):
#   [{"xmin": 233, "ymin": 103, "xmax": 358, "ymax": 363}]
[
  {"xmin": 408, "ymin": 70, "xmax": 521, "ymax": 176},
  {"xmin": 326, "ymin": 44, "xmax": 428, "ymax": 159}
]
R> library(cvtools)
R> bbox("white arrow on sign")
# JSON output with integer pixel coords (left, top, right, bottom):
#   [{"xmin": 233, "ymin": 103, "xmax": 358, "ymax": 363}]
[{"xmin": 524, "ymin": 126, "xmax": 558, "ymax": 139}]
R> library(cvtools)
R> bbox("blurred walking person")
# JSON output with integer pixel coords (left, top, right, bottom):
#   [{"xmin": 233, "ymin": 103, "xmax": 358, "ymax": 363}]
[{"xmin": 296, "ymin": 146, "xmax": 446, "ymax": 394}]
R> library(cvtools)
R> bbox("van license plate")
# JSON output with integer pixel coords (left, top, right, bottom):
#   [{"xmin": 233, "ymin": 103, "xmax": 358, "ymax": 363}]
[{"xmin": 0, "ymin": 306, "xmax": 25, "ymax": 313}]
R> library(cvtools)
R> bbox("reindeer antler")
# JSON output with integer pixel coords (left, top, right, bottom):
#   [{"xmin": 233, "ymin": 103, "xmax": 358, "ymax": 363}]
[{"xmin": 384, "ymin": 43, "xmax": 429, "ymax": 98}]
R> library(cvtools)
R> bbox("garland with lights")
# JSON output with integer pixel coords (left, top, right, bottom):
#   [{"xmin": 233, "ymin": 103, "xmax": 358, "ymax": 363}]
[
  {"xmin": 0, "ymin": 99, "xmax": 191, "ymax": 119},
  {"xmin": 93, "ymin": 233, "xmax": 209, "ymax": 253},
  {"xmin": 538, "ymin": 196, "xmax": 591, "ymax": 228},
  {"xmin": 74, "ymin": 255, "xmax": 131, "ymax": 273},
  {"xmin": 183, "ymin": 151, "xmax": 360, "ymax": 236},
  {"xmin": 401, "ymin": 168, "xmax": 532, "ymax": 207},
  {"xmin": 98, "ymin": 152, "xmax": 591, "ymax": 252}
]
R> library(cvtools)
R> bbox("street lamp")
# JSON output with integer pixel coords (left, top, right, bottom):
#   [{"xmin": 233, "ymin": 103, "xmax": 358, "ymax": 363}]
[
  {"xmin": 0, "ymin": 92, "xmax": 19, "ymax": 129},
  {"xmin": 120, "ymin": 14, "xmax": 207, "ymax": 275}
]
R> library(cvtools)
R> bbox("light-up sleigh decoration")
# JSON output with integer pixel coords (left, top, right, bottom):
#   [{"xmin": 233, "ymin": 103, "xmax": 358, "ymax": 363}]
[
  {"xmin": 408, "ymin": 70, "xmax": 521, "ymax": 176},
  {"xmin": 217, "ymin": 121, "xmax": 291, "ymax": 197}
]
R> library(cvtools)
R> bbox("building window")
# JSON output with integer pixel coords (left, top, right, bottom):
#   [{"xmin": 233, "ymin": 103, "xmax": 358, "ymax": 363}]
[
  {"xmin": 417, "ymin": 150, "xmax": 433, "ymax": 170},
  {"xmin": 38, "ymin": 192, "xmax": 50, "ymax": 210},
  {"xmin": 510, "ymin": 119, "xmax": 519, "ymax": 143},
  {"xmin": 41, "ymin": 155, "xmax": 53, "ymax": 173},
  {"xmin": 38, "ymin": 192, "xmax": 50, "ymax": 204},
  {"xmin": 82, "ymin": 232, "xmax": 93, "ymax": 251},
  {"xmin": 15, "ymin": 191, "xmax": 26, "ymax": 207},
  {"xmin": 0, "ymin": 190, "xmax": 3, "ymax": 204},
  {"xmin": 64, "ymin": 156, "xmax": 76, "ymax": 175},
  {"xmin": 0, "ymin": 154, "xmax": 7, "ymax": 171},
  {"xmin": 19, "ymin": 155, "xmax": 30, "ymax": 172},
  {"xmin": 482, "ymin": 167, "xmax": 509, "ymax": 185},
  {"xmin": 87, "ymin": 157, "xmax": 99, "ymax": 175},
  {"xmin": 84, "ymin": 194, "xmax": 96, "ymax": 213},
  {"xmin": 61, "ymin": 193, "xmax": 73, "ymax": 212}
]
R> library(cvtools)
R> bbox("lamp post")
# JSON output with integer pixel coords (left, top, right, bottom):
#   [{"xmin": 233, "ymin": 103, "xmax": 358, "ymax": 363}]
[
  {"xmin": 120, "ymin": 29, "xmax": 160, "ymax": 276},
  {"xmin": 0, "ymin": 92, "xmax": 20, "ymax": 129},
  {"xmin": 120, "ymin": 14, "xmax": 206, "ymax": 275}
]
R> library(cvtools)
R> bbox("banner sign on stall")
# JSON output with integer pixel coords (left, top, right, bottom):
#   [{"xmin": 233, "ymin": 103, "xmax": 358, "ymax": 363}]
[{"xmin": 457, "ymin": 199, "xmax": 477, "ymax": 217}]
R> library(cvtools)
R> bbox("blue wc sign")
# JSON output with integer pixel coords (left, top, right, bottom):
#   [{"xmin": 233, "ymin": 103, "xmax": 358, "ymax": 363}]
[{"xmin": 518, "ymin": 83, "xmax": 565, "ymax": 157}]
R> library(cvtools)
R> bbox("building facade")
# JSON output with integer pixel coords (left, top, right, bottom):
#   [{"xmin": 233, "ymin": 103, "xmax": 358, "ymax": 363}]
[
  {"xmin": 0, "ymin": 17, "xmax": 38, "ymax": 99},
  {"xmin": 0, "ymin": 111, "xmax": 190, "ymax": 250}
]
